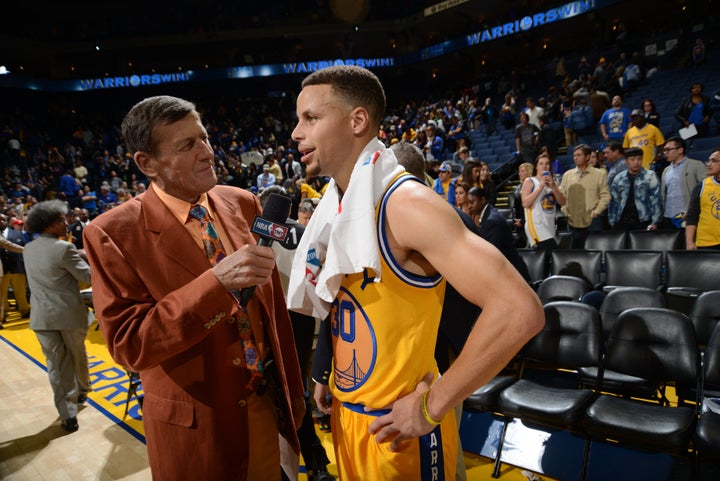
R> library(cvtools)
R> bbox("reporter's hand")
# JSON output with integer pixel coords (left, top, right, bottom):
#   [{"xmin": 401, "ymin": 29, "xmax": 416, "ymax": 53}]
[{"xmin": 212, "ymin": 244, "xmax": 276, "ymax": 291}]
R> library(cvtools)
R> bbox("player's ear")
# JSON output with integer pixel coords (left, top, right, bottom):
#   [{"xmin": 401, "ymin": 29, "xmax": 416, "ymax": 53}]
[{"xmin": 350, "ymin": 106, "xmax": 371, "ymax": 135}]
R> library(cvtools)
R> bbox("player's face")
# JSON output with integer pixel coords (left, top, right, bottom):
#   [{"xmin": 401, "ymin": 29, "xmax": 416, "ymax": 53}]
[
  {"xmin": 292, "ymin": 84, "xmax": 355, "ymax": 180},
  {"xmin": 140, "ymin": 112, "xmax": 216, "ymax": 203}
]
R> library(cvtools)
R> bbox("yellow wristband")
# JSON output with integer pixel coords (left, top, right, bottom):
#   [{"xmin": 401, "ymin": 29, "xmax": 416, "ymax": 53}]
[{"xmin": 421, "ymin": 390, "xmax": 443, "ymax": 426}]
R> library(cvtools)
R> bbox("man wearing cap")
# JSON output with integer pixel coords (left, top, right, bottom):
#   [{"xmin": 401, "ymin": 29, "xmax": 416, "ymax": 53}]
[
  {"xmin": 1, "ymin": 217, "xmax": 30, "ymax": 320},
  {"xmin": 257, "ymin": 163, "xmax": 277, "ymax": 190},
  {"xmin": 609, "ymin": 147, "xmax": 662, "ymax": 231},
  {"xmin": 623, "ymin": 109, "xmax": 665, "ymax": 169},
  {"xmin": 433, "ymin": 162, "xmax": 456, "ymax": 205},
  {"xmin": 599, "ymin": 95, "xmax": 631, "ymax": 142}
]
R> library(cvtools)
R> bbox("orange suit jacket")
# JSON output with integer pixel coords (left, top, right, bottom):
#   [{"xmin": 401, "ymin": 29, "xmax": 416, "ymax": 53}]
[{"xmin": 83, "ymin": 184, "xmax": 304, "ymax": 480}]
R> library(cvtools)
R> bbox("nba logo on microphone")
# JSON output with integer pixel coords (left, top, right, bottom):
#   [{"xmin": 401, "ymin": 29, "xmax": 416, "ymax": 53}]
[{"xmin": 251, "ymin": 217, "xmax": 289, "ymax": 242}]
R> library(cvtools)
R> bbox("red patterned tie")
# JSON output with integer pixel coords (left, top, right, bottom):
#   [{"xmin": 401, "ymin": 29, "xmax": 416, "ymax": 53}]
[{"xmin": 189, "ymin": 205, "xmax": 265, "ymax": 390}]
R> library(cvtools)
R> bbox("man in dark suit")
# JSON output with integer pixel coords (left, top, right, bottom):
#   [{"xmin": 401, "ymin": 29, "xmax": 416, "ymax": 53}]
[
  {"xmin": 1, "ymin": 218, "xmax": 30, "ymax": 318},
  {"xmin": 468, "ymin": 186, "xmax": 531, "ymax": 283},
  {"xmin": 83, "ymin": 96, "xmax": 305, "ymax": 481}
]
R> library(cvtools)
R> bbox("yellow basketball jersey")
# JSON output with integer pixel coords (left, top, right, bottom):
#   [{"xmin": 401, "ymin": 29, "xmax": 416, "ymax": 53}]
[
  {"xmin": 329, "ymin": 175, "xmax": 447, "ymax": 409},
  {"xmin": 697, "ymin": 177, "xmax": 720, "ymax": 247}
]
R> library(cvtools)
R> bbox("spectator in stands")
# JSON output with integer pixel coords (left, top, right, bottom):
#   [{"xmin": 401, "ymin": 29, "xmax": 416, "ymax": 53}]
[
  {"xmin": 593, "ymin": 57, "xmax": 609, "ymax": 90},
  {"xmin": 603, "ymin": 142, "xmax": 628, "ymax": 188},
  {"xmin": 297, "ymin": 199, "xmax": 315, "ymax": 226},
  {"xmin": 424, "ymin": 124, "xmax": 444, "ymax": 161},
  {"xmin": 675, "ymin": 82, "xmax": 712, "ymax": 138},
  {"xmin": 556, "ymin": 144, "xmax": 610, "ymax": 248},
  {"xmin": 521, "ymin": 153, "xmax": 560, "ymax": 251},
  {"xmin": 568, "ymin": 96, "xmax": 595, "ymax": 144},
  {"xmin": 515, "ymin": 112, "xmax": 539, "ymax": 164},
  {"xmin": 58, "ymin": 170, "xmax": 79, "ymax": 206},
  {"xmin": 80, "ymin": 184, "xmax": 98, "ymax": 218},
  {"xmin": 266, "ymin": 155, "xmax": 283, "ymax": 183},
  {"xmin": 589, "ymin": 149, "xmax": 605, "ymax": 169},
  {"xmin": 454, "ymin": 181, "xmax": 471, "ymax": 215},
  {"xmin": 432, "ymin": 161, "xmax": 456, "ymax": 205},
  {"xmin": 524, "ymin": 97, "xmax": 544, "ymax": 129},
  {"xmin": 478, "ymin": 161, "xmax": 497, "ymax": 206},
  {"xmin": 500, "ymin": 94, "xmax": 517, "ymax": 130},
  {"xmin": 68, "ymin": 208, "xmax": 89, "ymax": 250},
  {"xmin": 537, "ymin": 114, "xmax": 558, "ymax": 160},
  {"xmin": 452, "ymin": 144, "xmax": 471, "ymax": 164},
  {"xmin": 446, "ymin": 116, "xmax": 466, "ymax": 154},
  {"xmin": 660, "ymin": 136, "xmax": 706, "ymax": 229},
  {"xmin": 623, "ymin": 109, "xmax": 665, "ymax": 170},
  {"xmin": 685, "ymin": 148, "xmax": 720, "ymax": 250},
  {"xmin": 608, "ymin": 147, "xmax": 661, "ymax": 232},
  {"xmin": 480, "ymin": 97, "xmax": 498, "ymax": 135},
  {"xmin": 256, "ymin": 163, "xmax": 276, "ymax": 190},
  {"xmin": 691, "ymin": 38, "xmax": 706, "ymax": 67},
  {"xmin": 559, "ymin": 95, "xmax": 575, "ymax": 147},
  {"xmin": 599, "ymin": 95, "xmax": 631, "ymax": 142},
  {"xmin": 641, "ymin": 98, "xmax": 661, "ymax": 127}
]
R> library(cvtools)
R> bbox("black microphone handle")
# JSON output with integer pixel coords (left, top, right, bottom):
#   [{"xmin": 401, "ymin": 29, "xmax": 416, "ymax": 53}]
[{"xmin": 237, "ymin": 236, "xmax": 274, "ymax": 307}]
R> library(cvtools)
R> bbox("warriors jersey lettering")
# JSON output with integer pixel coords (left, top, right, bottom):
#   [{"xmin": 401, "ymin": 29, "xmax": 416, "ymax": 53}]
[{"xmin": 329, "ymin": 174, "xmax": 446, "ymax": 409}]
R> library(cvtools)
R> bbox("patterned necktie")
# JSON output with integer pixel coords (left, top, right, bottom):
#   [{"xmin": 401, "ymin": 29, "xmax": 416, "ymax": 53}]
[{"xmin": 189, "ymin": 205, "xmax": 265, "ymax": 390}]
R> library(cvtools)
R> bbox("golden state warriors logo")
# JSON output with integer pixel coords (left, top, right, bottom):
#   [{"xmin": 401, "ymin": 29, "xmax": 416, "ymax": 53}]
[{"xmin": 331, "ymin": 287, "xmax": 377, "ymax": 392}]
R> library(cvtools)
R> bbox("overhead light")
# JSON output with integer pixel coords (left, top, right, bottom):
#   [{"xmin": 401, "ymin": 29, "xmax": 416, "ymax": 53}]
[{"xmin": 0, "ymin": 66, "xmax": 10, "ymax": 75}]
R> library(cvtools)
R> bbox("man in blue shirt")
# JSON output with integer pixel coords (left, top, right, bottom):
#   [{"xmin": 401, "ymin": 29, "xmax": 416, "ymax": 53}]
[{"xmin": 599, "ymin": 95, "xmax": 631, "ymax": 142}]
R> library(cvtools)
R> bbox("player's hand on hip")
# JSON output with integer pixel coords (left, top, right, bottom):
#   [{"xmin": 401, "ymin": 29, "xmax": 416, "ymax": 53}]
[{"xmin": 368, "ymin": 372, "xmax": 436, "ymax": 452}]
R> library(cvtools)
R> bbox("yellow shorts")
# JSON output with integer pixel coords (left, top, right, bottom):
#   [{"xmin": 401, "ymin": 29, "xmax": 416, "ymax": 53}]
[{"xmin": 331, "ymin": 401, "xmax": 458, "ymax": 480}]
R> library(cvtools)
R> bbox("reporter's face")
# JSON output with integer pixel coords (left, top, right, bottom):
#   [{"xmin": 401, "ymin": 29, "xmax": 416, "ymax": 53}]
[{"xmin": 140, "ymin": 112, "xmax": 216, "ymax": 203}]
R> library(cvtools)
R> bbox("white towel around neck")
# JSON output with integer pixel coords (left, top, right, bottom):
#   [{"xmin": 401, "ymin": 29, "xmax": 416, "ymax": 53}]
[{"xmin": 287, "ymin": 138, "xmax": 405, "ymax": 319}]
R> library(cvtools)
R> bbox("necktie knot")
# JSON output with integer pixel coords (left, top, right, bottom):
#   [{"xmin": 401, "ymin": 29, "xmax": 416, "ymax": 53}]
[{"xmin": 189, "ymin": 205, "xmax": 208, "ymax": 222}]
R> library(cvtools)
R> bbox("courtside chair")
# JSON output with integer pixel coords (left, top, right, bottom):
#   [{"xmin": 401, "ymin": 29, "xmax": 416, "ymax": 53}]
[
  {"xmin": 695, "ymin": 322, "xmax": 720, "ymax": 466},
  {"xmin": 584, "ymin": 230, "xmax": 627, "ymax": 252},
  {"xmin": 689, "ymin": 291, "xmax": 720, "ymax": 350},
  {"xmin": 550, "ymin": 250, "xmax": 603, "ymax": 289},
  {"xmin": 536, "ymin": 275, "xmax": 592, "ymax": 304},
  {"xmin": 666, "ymin": 250, "xmax": 720, "ymax": 315},
  {"xmin": 492, "ymin": 302, "xmax": 603, "ymax": 479},
  {"xmin": 583, "ymin": 308, "xmax": 700, "ymax": 479},
  {"xmin": 517, "ymin": 248, "xmax": 549, "ymax": 289},
  {"xmin": 627, "ymin": 229, "xmax": 683, "ymax": 253},
  {"xmin": 603, "ymin": 250, "xmax": 663, "ymax": 292}
]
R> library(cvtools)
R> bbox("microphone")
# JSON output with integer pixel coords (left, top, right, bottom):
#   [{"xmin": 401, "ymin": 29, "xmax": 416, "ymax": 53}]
[{"xmin": 237, "ymin": 193, "xmax": 291, "ymax": 307}]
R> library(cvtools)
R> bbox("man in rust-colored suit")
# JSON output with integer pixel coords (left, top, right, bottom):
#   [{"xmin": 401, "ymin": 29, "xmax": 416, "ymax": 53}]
[{"xmin": 84, "ymin": 96, "xmax": 304, "ymax": 481}]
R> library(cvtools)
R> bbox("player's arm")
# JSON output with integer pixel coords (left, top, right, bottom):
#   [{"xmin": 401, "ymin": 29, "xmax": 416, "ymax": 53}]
[{"xmin": 369, "ymin": 182, "xmax": 544, "ymax": 449}]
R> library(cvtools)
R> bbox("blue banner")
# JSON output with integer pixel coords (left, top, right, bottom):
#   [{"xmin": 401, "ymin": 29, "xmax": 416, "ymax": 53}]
[{"xmin": 0, "ymin": 0, "xmax": 623, "ymax": 92}]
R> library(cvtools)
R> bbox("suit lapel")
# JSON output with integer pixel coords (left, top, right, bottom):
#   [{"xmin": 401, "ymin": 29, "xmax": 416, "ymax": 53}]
[{"xmin": 140, "ymin": 186, "xmax": 209, "ymax": 278}]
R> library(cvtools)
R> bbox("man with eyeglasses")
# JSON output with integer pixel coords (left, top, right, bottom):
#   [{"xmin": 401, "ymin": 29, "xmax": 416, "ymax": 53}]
[
  {"xmin": 685, "ymin": 148, "xmax": 720, "ymax": 250},
  {"xmin": 660, "ymin": 136, "xmax": 706, "ymax": 229}
]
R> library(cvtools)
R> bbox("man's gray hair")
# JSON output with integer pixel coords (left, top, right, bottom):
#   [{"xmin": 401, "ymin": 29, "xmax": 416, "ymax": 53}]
[{"xmin": 121, "ymin": 95, "xmax": 197, "ymax": 154}]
